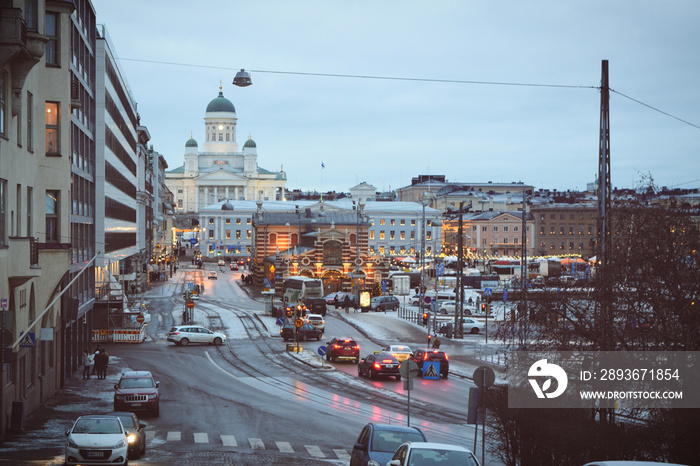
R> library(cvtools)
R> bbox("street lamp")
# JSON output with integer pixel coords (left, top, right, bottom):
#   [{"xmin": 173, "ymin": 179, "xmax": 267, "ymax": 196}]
[
  {"xmin": 232, "ymin": 69, "xmax": 252, "ymax": 87},
  {"xmin": 286, "ymin": 223, "xmax": 291, "ymax": 278}
]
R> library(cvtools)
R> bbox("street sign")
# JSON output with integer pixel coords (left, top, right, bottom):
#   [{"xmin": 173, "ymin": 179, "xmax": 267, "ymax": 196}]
[
  {"xmin": 0, "ymin": 298, "xmax": 7, "ymax": 310},
  {"xmin": 276, "ymin": 317, "xmax": 285, "ymax": 326},
  {"xmin": 317, "ymin": 346, "xmax": 328, "ymax": 357},
  {"xmin": 19, "ymin": 332, "xmax": 35, "ymax": 348},
  {"xmin": 423, "ymin": 296, "xmax": 432, "ymax": 304},
  {"xmin": 484, "ymin": 288, "xmax": 493, "ymax": 296},
  {"xmin": 381, "ymin": 280, "xmax": 387, "ymax": 292},
  {"xmin": 294, "ymin": 318, "xmax": 304, "ymax": 328},
  {"xmin": 186, "ymin": 300, "xmax": 195, "ymax": 309},
  {"xmin": 422, "ymin": 361, "xmax": 440, "ymax": 380},
  {"xmin": 399, "ymin": 359, "xmax": 420, "ymax": 379},
  {"xmin": 188, "ymin": 282, "xmax": 194, "ymax": 290},
  {"xmin": 473, "ymin": 366, "xmax": 495, "ymax": 388},
  {"xmin": 503, "ymin": 288, "xmax": 508, "ymax": 302},
  {"xmin": 190, "ymin": 238, "xmax": 197, "ymax": 245},
  {"xmin": 136, "ymin": 314, "xmax": 145, "ymax": 324}
]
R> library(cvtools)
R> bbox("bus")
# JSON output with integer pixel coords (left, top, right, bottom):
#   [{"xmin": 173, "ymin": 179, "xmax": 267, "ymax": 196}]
[{"xmin": 283, "ymin": 276, "xmax": 324, "ymax": 305}]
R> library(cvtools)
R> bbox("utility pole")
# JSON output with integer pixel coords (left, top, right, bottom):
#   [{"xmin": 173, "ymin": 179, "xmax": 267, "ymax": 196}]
[
  {"xmin": 519, "ymin": 189, "xmax": 527, "ymax": 346},
  {"xmin": 454, "ymin": 202, "xmax": 464, "ymax": 338}
]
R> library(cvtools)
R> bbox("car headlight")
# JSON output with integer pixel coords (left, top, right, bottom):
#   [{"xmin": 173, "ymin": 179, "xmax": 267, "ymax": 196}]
[
  {"xmin": 148, "ymin": 393, "xmax": 158, "ymax": 400},
  {"xmin": 113, "ymin": 439, "xmax": 126, "ymax": 449},
  {"xmin": 368, "ymin": 461, "xmax": 382, "ymax": 466},
  {"xmin": 115, "ymin": 394, "xmax": 125, "ymax": 400},
  {"xmin": 127, "ymin": 433, "xmax": 137, "ymax": 444},
  {"xmin": 67, "ymin": 437, "xmax": 79, "ymax": 448}
]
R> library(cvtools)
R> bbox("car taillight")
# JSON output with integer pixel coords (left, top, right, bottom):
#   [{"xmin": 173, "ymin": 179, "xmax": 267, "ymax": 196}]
[
  {"xmin": 381, "ymin": 359, "xmax": 393, "ymax": 363},
  {"xmin": 444, "ymin": 354, "xmax": 449, "ymax": 360},
  {"xmin": 171, "ymin": 332, "xmax": 180, "ymax": 335},
  {"xmin": 373, "ymin": 363, "xmax": 381, "ymax": 369},
  {"xmin": 334, "ymin": 345, "xmax": 341, "ymax": 349},
  {"xmin": 423, "ymin": 353, "xmax": 429, "ymax": 360}
]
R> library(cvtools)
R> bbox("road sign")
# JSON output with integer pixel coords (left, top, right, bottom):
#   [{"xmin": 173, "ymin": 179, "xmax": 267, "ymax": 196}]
[
  {"xmin": 190, "ymin": 238, "xmax": 197, "ymax": 245},
  {"xmin": 188, "ymin": 282, "xmax": 194, "ymax": 290},
  {"xmin": 19, "ymin": 332, "xmax": 35, "ymax": 348},
  {"xmin": 422, "ymin": 361, "xmax": 440, "ymax": 380},
  {"xmin": 276, "ymin": 317, "xmax": 285, "ymax": 326},
  {"xmin": 136, "ymin": 314, "xmax": 145, "ymax": 324},
  {"xmin": 503, "ymin": 288, "xmax": 508, "ymax": 302},
  {"xmin": 186, "ymin": 300, "xmax": 195, "ymax": 309},
  {"xmin": 381, "ymin": 280, "xmax": 388, "ymax": 292},
  {"xmin": 317, "ymin": 346, "xmax": 328, "ymax": 357},
  {"xmin": 484, "ymin": 288, "xmax": 493, "ymax": 297},
  {"xmin": 0, "ymin": 298, "xmax": 7, "ymax": 310},
  {"xmin": 399, "ymin": 359, "xmax": 420, "ymax": 379},
  {"xmin": 423, "ymin": 296, "xmax": 432, "ymax": 304},
  {"xmin": 473, "ymin": 366, "xmax": 495, "ymax": 388},
  {"xmin": 294, "ymin": 318, "xmax": 304, "ymax": 328}
]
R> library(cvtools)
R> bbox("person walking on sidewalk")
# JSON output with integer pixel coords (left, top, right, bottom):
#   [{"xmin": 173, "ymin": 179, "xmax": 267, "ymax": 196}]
[{"xmin": 82, "ymin": 350, "xmax": 94, "ymax": 379}]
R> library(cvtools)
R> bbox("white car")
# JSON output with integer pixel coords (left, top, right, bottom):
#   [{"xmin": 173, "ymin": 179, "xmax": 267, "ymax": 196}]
[
  {"xmin": 438, "ymin": 300, "xmax": 456, "ymax": 314},
  {"xmin": 208, "ymin": 271, "xmax": 218, "ymax": 279},
  {"xmin": 383, "ymin": 345, "xmax": 413, "ymax": 362},
  {"xmin": 64, "ymin": 415, "xmax": 129, "ymax": 466},
  {"xmin": 166, "ymin": 325, "xmax": 226, "ymax": 346},
  {"xmin": 306, "ymin": 314, "xmax": 325, "ymax": 332},
  {"xmin": 387, "ymin": 441, "xmax": 480, "ymax": 466},
  {"xmin": 462, "ymin": 317, "xmax": 486, "ymax": 334}
]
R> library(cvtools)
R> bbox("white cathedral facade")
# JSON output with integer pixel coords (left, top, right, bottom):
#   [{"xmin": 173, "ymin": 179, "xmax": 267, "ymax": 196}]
[{"xmin": 165, "ymin": 86, "xmax": 287, "ymax": 213}]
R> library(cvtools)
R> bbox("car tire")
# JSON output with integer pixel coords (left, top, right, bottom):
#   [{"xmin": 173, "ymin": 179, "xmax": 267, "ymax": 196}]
[
  {"xmin": 395, "ymin": 375, "xmax": 401, "ymax": 381},
  {"xmin": 213, "ymin": 337, "xmax": 222, "ymax": 345},
  {"xmin": 153, "ymin": 403, "xmax": 160, "ymax": 417},
  {"xmin": 317, "ymin": 334, "xmax": 322, "ymax": 341},
  {"xmin": 140, "ymin": 441, "xmax": 146, "ymax": 457},
  {"xmin": 354, "ymin": 357, "xmax": 359, "ymax": 364},
  {"xmin": 470, "ymin": 327, "xmax": 479, "ymax": 334},
  {"xmin": 180, "ymin": 338, "xmax": 189, "ymax": 346},
  {"xmin": 368, "ymin": 369, "xmax": 374, "ymax": 379},
  {"xmin": 358, "ymin": 366, "xmax": 363, "ymax": 377}
]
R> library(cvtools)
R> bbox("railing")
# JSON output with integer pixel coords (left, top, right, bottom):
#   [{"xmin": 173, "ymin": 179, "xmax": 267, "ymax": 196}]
[{"xmin": 29, "ymin": 237, "xmax": 39, "ymax": 265}]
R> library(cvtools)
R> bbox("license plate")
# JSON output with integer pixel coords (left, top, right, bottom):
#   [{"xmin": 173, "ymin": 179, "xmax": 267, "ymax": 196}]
[
  {"xmin": 386, "ymin": 365, "xmax": 396, "ymax": 369},
  {"xmin": 87, "ymin": 452, "xmax": 104, "ymax": 458},
  {"xmin": 130, "ymin": 403, "xmax": 142, "ymax": 407}
]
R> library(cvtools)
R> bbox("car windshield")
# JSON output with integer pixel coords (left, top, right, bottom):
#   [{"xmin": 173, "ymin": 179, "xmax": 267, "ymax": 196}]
[
  {"xmin": 371, "ymin": 431, "xmax": 426, "ymax": 453},
  {"xmin": 408, "ymin": 448, "xmax": 478, "ymax": 465},
  {"xmin": 73, "ymin": 418, "xmax": 123, "ymax": 434},
  {"xmin": 114, "ymin": 415, "xmax": 135, "ymax": 428},
  {"xmin": 119, "ymin": 377, "xmax": 154, "ymax": 389},
  {"xmin": 336, "ymin": 340, "xmax": 356, "ymax": 347}
]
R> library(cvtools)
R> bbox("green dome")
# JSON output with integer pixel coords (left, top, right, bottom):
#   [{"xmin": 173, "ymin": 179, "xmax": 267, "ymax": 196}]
[
  {"xmin": 185, "ymin": 137, "xmax": 198, "ymax": 147},
  {"xmin": 206, "ymin": 91, "xmax": 236, "ymax": 113},
  {"xmin": 243, "ymin": 138, "xmax": 256, "ymax": 149}
]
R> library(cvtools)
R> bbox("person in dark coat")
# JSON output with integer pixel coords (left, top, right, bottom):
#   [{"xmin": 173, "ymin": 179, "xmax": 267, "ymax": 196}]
[
  {"xmin": 333, "ymin": 295, "xmax": 340, "ymax": 309},
  {"xmin": 343, "ymin": 295, "xmax": 350, "ymax": 313}
]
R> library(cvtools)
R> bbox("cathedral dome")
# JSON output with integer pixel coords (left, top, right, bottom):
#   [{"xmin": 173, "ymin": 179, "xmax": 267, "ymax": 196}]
[
  {"xmin": 185, "ymin": 136, "xmax": 198, "ymax": 147},
  {"xmin": 221, "ymin": 201, "xmax": 234, "ymax": 211},
  {"xmin": 206, "ymin": 90, "xmax": 236, "ymax": 113},
  {"xmin": 243, "ymin": 138, "xmax": 256, "ymax": 149}
]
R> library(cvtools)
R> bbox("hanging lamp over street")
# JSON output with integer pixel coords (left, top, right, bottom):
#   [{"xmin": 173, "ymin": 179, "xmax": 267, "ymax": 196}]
[{"xmin": 233, "ymin": 69, "xmax": 252, "ymax": 87}]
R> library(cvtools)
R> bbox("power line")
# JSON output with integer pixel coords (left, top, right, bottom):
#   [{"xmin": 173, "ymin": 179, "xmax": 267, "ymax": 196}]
[{"xmin": 611, "ymin": 89, "xmax": 700, "ymax": 130}]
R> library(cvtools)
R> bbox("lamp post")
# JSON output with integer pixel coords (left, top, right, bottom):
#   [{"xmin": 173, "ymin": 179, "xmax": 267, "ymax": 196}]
[
  {"xmin": 431, "ymin": 218, "xmax": 442, "ymax": 336},
  {"xmin": 354, "ymin": 200, "xmax": 365, "ymax": 302},
  {"xmin": 286, "ymin": 223, "xmax": 291, "ymax": 278}
]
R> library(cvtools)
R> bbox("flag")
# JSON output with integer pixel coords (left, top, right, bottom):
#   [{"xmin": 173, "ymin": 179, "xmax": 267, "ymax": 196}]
[{"xmin": 321, "ymin": 162, "xmax": 325, "ymax": 169}]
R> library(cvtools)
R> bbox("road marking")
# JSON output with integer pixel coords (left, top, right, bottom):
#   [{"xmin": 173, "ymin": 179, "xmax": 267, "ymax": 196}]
[
  {"xmin": 276, "ymin": 441, "xmax": 294, "ymax": 453},
  {"xmin": 194, "ymin": 432, "xmax": 208, "ymax": 443},
  {"xmin": 167, "ymin": 431, "xmax": 181, "ymax": 441},
  {"xmin": 249, "ymin": 438, "xmax": 265, "ymax": 449},
  {"xmin": 305, "ymin": 445, "xmax": 325, "ymax": 458},
  {"xmin": 221, "ymin": 435, "xmax": 237, "ymax": 447},
  {"xmin": 145, "ymin": 431, "xmax": 156, "ymax": 441},
  {"xmin": 334, "ymin": 449, "xmax": 352, "ymax": 460}
]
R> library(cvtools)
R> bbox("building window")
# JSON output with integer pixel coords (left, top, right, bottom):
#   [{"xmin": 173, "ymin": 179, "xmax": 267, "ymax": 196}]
[
  {"xmin": 390, "ymin": 246, "xmax": 395, "ymax": 255},
  {"xmin": 503, "ymin": 226, "xmax": 509, "ymax": 232},
  {"xmin": 390, "ymin": 231, "xmax": 395, "ymax": 240},
  {"xmin": 269, "ymin": 233, "xmax": 277, "ymax": 244},
  {"xmin": 411, "ymin": 220, "xmax": 416, "ymax": 226},
  {"xmin": 390, "ymin": 219, "xmax": 395, "ymax": 226},
  {"xmin": 27, "ymin": 187, "xmax": 32, "ymax": 235},
  {"xmin": 25, "ymin": 0, "xmax": 38, "ymax": 30},
  {"xmin": 426, "ymin": 231, "xmax": 431, "ymax": 241},
  {"xmin": 45, "ymin": 190, "xmax": 59, "ymax": 242},
  {"xmin": 550, "ymin": 225, "xmax": 556, "ymax": 234},
  {"xmin": 26, "ymin": 92, "xmax": 33, "ymax": 151},
  {"xmin": 492, "ymin": 226, "xmax": 498, "ymax": 232},
  {"xmin": 379, "ymin": 219, "xmax": 385, "ymax": 226},
  {"xmin": 208, "ymin": 230, "xmax": 214, "ymax": 239},
  {"xmin": 246, "ymin": 245, "xmax": 252, "ymax": 253},
  {"xmin": 218, "ymin": 133, "xmax": 223, "ymax": 141},
  {"xmin": 400, "ymin": 231, "xmax": 405, "ymax": 240},
  {"xmin": 0, "ymin": 71, "xmax": 6, "ymax": 137},
  {"xmin": 236, "ymin": 218, "xmax": 241, "ymax": 225},
  {"xmin": 369, "ymin": 230, "xmax": 375, "ymax": 240},
  {"xmin": 177, "ymin": 199, "xmax": 183, "ymax": 208},
  {"xmin": 209, "ymin": 217, "xmax": 214, "ymax": 225},
  {"xmin": 540, "ymin": 226, "xmax": 545, "ymax": 235},
  {"xmin": 513, "ymin": 237, "xmax": 519, "ymax": 244},
  {"xmin": 247, "ymin": 218, "xmax": 251, "ymax": 224},
  {"xmin": 225, "ymin": 218, "xmax": 230, "ymax": 224},
  {"xmin": 246, "ymin": 230, "xmax": 251, "ymax": 239},
  {"xmin": 323, "ymin": 240, "xmax": 343, "ymax": 265},
  {"xmin": 379, "ymin": 231, "xmax": 385, "ymax": 240},
  {"xmin": 45, "ymin": 102, "xmax": 59, "ymax": 154},
  {"xmin": 503, "ymin": 238, "xmax": 509, "ymax": 244},
  {"xmin": 225, "ymin": 230, "xmax": 231, "ymax": 239},
  {"xmin": 482, "ymin": 226, "xmax": 487, "ymax": 232},
  {"xmin": 236, "ymin": 230, "xmax": 241, "ymax": 239},
  {"xmin": 569, "ymin": 226, "xmax": 574, "ymax": 235},
  {"xmin": 410, "ymin": 231, "xmax": 415, "ymax": 240},
  {"xmin": 400, "ymin": 246, "xmax": 406, "ymax": 254},
  {"xmin": 0, "ymin": 179, "xmax": 6, "ymax": 247},
  {"xmin": 514, "ymin": 226, "xmax": 519, "ymax": 232},
  {"xmin": 45, "ymin": 12, "xmax": 59, "ymax": 66},
  {"xmin": 379, "ymin": 246, "xmax": 385, "ymax": 255},
  {"xmin": 400, "ymin": 220, "xmax": 405, "ymax": 226}
]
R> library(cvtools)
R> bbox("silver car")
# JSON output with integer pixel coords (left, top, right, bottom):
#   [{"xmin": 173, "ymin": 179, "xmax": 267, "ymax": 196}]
[
  {"xmin": 306, "ymin": 314, "xmax": 325, "ymax": 332},
  {"xmin": 166, "ymin": 325, "xmax": 226, "ymax": 346}
]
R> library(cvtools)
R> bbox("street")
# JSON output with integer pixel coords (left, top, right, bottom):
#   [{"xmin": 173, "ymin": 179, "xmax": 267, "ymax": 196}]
[{"xmin": 0, "ymin": 265, "xmax": 496, "ymax": 465}]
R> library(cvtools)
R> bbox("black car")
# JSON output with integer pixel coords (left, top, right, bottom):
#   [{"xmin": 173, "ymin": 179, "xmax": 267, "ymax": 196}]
[
  {"xmin": 326, "ymin": 337, "xmax": 360, "ymax": 363},
  {"xmin": 350, "ymin": 423, "xmax": 427, "ymax": 466},
  {"xmin": 111, "ymin": 411, "xmax": 147, "ymax": 459},
  {"xmin": 280, "ymin": 322, "xmax": 323, "ymax": 341},
  {"xmin": 411, "ymin": 349, "xmax": 449, "ymax": 378},
  {"xmin": 358, "ymin": 352, "xmax": 401, "ymax": 380},
  {"xmin": 305, "ymin": 297, "xmax": 327, "ymax": 316},
  {"xmin": 369, "ymin": 295, "xmax": 400, "ymax": 312}
]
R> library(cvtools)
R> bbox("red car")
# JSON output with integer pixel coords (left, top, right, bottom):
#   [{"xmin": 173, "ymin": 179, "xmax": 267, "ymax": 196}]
[{"xmin": 326, "ymin": 337, "xmax": 360, "ymax": 363}]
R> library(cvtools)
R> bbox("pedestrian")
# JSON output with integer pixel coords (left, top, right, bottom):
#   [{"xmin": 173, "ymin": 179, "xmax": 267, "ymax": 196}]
[
  {"xmin": 98, "ymin": 348, "xmax": 110, "ymax": 379},
  {"xmin": 333, "ymin": 295, "xmax": 340, "ymax": 309},
  {"xmin": 343, "ymin": 295, "xmax": 350, "ymax": 314},
  {"xmin": 432, "ymin": 335, "xmax": 441, "ymax": 349},
  {"xmin": 82, "ymin": 350, "xmax": 94, "ymax": 379},
  {"xmin": 93, "ymin": 350, "xmax": 103, "ymax": 379}
]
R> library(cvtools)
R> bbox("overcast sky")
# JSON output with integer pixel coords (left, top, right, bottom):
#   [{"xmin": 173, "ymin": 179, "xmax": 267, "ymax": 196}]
[{"xmin": 91, "ymin": 0, "xmax": 700, "ymax": 194}]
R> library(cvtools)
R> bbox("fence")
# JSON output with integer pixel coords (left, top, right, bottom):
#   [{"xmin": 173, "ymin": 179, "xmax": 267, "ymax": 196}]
[{"xmin": 92, "ymin": 326, "xmax": 146, "ymax": 343}]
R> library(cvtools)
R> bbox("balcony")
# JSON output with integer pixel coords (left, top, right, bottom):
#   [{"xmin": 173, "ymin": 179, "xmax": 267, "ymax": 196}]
[{"xmin": 3, "ymin": 237, "xmax": 41, "ymax": 281}]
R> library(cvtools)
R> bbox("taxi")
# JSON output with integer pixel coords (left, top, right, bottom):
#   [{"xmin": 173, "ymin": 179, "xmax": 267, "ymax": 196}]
[{"xmin": 383, "ymin": 345, "xmax": 413, "ymax": 362}]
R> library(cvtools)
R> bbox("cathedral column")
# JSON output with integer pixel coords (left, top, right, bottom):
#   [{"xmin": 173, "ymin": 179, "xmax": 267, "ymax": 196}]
[
  {"xmin": 204, "ymin": 186, "xmax": 209, "ymax": 207},
  {"xmin": 225, "ymin": 186, "xmax": 230, "ymax": 200}
]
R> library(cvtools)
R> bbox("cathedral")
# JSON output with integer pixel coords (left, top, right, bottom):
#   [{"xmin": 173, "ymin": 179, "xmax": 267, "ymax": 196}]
[{"xmin": 165, "ymin": 86, "xmax": 287, "ymax": 213}]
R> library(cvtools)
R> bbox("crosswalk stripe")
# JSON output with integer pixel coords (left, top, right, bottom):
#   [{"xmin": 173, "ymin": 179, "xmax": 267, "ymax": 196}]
[
  {"xmin": 221, "ymin": 435, "xmax": 237, "ymax": 447},
  {"xmin": 167, "ymin": 431, "xmax": 181, "ymax": 441},
  {"xmin": 145, "ymin": 431, "xmax": 156, "ymax": 441},
  {"xmin": 194, "ymin": 432, "xmax": 208, "ymax": 443},
  {"xmin": 334, "ymin": 449, "xmax": 352, "ymax": 460},
  {"xmin": 305, "ymin": 445, "xmax": 325, "ymax": 458},
  {"xmin": 276, "ymin": 441, "xmax": 294, "ymax": 453},
  {"xmin": 249, "ymin": 438, "xmax": 265, "ymax": 449}
]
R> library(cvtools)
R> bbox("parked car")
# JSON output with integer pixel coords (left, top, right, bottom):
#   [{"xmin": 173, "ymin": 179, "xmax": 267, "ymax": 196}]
[
  {"xmin": 166, "ymin": 325, "xmax": 226, "ymax": 346},
  {"xmin": 208, "ymin": 271, "xmax": 218, "ymax": 279},
  {"xmin": 387, "ymin": 442, "xmax": 480, "ymax": 466},
  {"xmin": 326, "ymin": 291, "xmax": 357, "ymax": 307},
  {"xmin": 280, "ymin": 322, "xmax": 323, "ymax": 341},
  {"xmin": 110, "ymin": 411, "xmax": 147, "ymax": 459},
  {"xmin": 463, "ymin": 317, "xmax": 486, "ymax": 334},
  {"xmin": 113, "ymin": 370, "xmax": 160, "ymax": 416},
  {"xmin": 382, "ymin": 345, "xmax": 413, "ymax": 362},
  {"xmin": 368, "ymin": 295, "xmax": 400, "ymax": 312},
  {"xmin": 306, "ymin": 313, "xmax": 325, "ymax": 332},
  {"xmin": 326, "ymin": 337, "xmax": 360, "ymax": 363},
  {"xmin": 64, "ymin": 415, "xmax": 129, "ymax": 466},
  {"xmin": 350, "ymin": 423, "xmax": 427, "ymax": 466},
  {"xmin": 411, "ymin": 349, "xmax": 450, "ymax": 378},
  {"xmin": 438, "ymin": 300, "xmax": 456, "ymax": 314},
  {"xmin": 358, "ymin": 352, "xmax": 401, "ymax": 380}
]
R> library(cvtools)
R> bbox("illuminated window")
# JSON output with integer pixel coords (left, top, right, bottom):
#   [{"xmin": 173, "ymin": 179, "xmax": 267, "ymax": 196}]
[
  {"xmin": 45, "ymin": 102, "xmax": 60, "ymax": 153},
  {"xmin": 45, "ymin": 190, "xmax": 59, "ymax": 242}
]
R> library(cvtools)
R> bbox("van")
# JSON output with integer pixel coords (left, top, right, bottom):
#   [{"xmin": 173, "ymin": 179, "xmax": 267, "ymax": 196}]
[{"xmin": 411, "ymin": 290, "xmax": 456, "ymax": 306}]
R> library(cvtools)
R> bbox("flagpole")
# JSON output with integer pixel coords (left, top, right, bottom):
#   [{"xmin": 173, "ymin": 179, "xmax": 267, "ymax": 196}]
[{"xmin": 320, "ymin": 161, "xmax": 325, "ymax": 202}]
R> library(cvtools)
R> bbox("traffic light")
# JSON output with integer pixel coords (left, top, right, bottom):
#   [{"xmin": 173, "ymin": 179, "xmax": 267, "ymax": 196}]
[
  {"xmin": 427, "ymin": 334, "xmax": 432, "ymax": 346},
  {"xmin": 481, "ymin": 303, "xmax": 487, "ymax": 314},
  {"xmin": 422, "ymin": 312, "xmax": 429, "ymax": 325},
  {"xmin": 285, "ymin": 307, "xmax": 293, "ymax": 318}
]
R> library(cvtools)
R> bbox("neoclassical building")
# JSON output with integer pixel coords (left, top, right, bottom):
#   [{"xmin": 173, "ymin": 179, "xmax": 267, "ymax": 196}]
[{"xmin": 165, "ymin": 86, "xmax": 287, "ymax": 212}]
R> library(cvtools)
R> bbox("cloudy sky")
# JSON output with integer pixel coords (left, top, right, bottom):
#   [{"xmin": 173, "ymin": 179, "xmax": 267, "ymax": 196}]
[{"xmin": 91, "ymin": 0, "xmax": 700, "ymax": 194}]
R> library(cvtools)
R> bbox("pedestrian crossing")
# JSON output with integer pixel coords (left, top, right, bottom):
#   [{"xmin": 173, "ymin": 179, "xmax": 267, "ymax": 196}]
[{"xmin": 145, "ymin": 430, "xmax": 352, "ymax": 460}]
